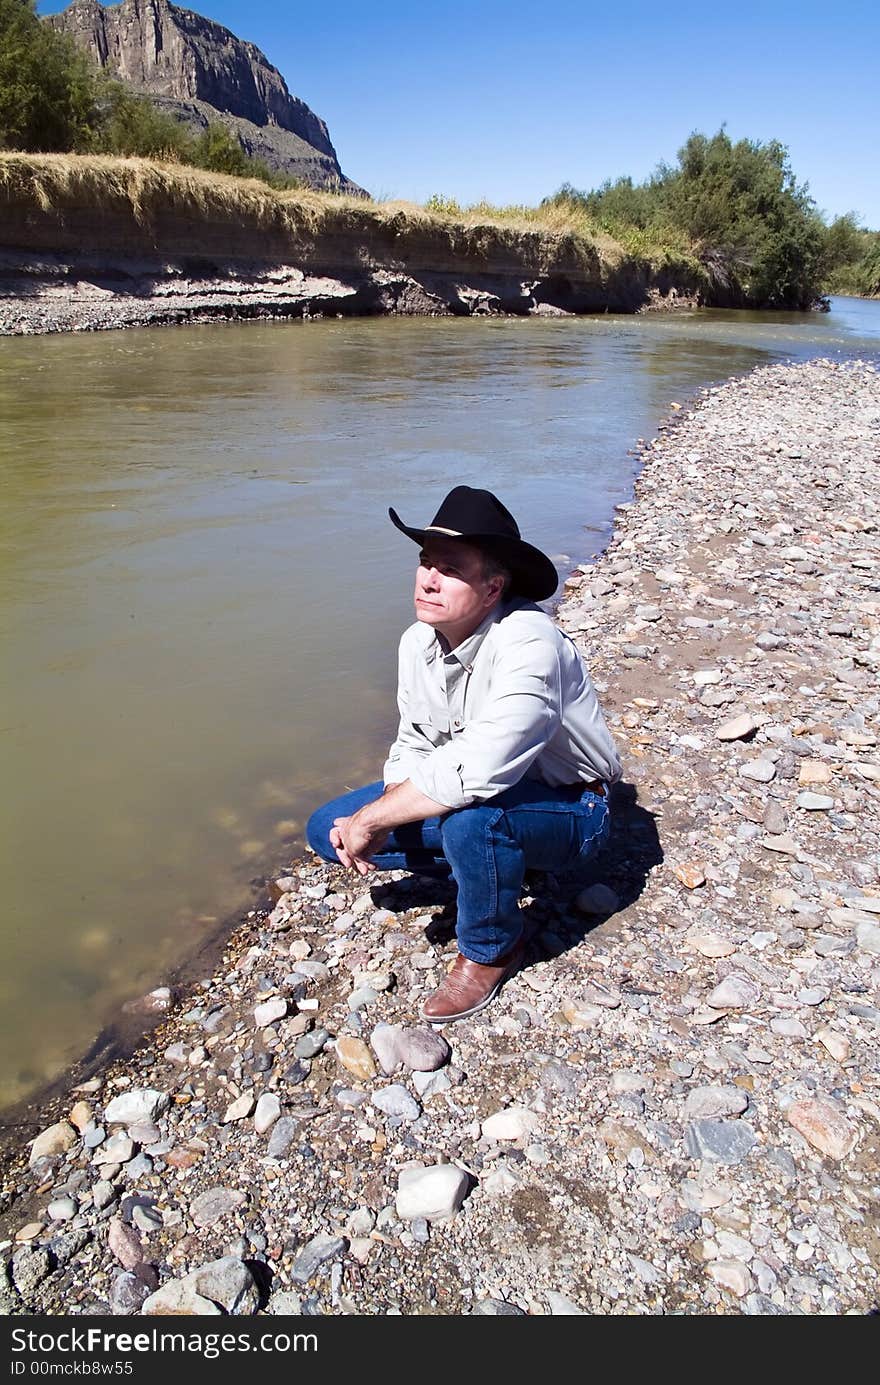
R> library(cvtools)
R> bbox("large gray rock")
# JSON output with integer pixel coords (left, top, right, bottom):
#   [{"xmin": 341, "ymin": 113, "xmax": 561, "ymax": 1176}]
[
  {"xmin": 267, "ymin": 1117, "xmax": 300, "ymax": 1159},
  {"xmin": 396, "ymin": 1165, "xmax": 470, "ymax": 1222},
  {"xmin": 109, "ymin": 1271, "xmax": 151, "ymax": 1316},
  {"xmin": 187, "ymin": 1257, "xmax": 260, "ymax": 1314},
  {"xmin": 28, "ymin": 1121, "xmax": 78, "ymax": 1167},
  {"xmin": 290, "ymin": 1234, "xmax": 347, "ymax": 1285},
  {"xmin": 686, "ymin": 1119, "xmax": 758, "ymax": 1165},
  {"xmin": 472, "ymin": 1298, "xmax": 526, "ymax": 1314},
  {"xmin": 142, "ymin": 1282, "xmax": 222, "ymax": 1315},
  {"xmin": 104, "ymin": 1089, "xmax": 170, "ymax": 1127},
  {"xmin": 189, "ymin": 1186, "xmax": 247, "ymax": 1228},
  {"xmin": 11, "ymin": 1247, "xmax": 52, "ymax": 1300},
  {"xmin": 49, "ymin": 0, "xmax": 363, "ymax": 191}
]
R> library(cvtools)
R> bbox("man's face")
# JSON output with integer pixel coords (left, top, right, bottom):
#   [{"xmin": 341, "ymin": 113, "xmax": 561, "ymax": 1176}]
[{"xmin": 414, "ymin": 537, "xmax": 504, "ymax": 646}]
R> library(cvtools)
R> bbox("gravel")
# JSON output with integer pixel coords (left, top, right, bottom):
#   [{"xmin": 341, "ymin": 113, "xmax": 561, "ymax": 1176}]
[{"xmin": 1, "ymin": 359, "xmax": 878, "ymax": 1317}]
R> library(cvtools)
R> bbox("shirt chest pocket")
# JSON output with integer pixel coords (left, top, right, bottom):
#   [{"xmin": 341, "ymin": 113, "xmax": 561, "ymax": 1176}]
[{"xmin": 410, "ymin": 701, "xmax": 450, "ymax": 743}]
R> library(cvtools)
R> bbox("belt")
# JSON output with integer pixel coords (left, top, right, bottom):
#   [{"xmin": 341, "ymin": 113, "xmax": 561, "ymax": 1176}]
[{"xmin": 561, "ymin": 778, "xmax": 606, "ymax": 797}]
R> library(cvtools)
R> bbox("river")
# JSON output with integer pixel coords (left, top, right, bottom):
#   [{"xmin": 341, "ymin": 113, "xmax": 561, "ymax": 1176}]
[{"xmin": 1, "ymin": 296, "xmax": 878, "ymax": 1109}]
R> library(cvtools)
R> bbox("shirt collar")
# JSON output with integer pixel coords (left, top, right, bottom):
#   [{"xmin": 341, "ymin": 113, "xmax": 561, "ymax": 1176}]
[{"xmin": 424, "ymin": 602, "xmax": 511, "ymax": 669}]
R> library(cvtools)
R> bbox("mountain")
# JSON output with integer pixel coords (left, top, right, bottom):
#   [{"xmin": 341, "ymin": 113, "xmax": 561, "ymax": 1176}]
[{"xmin": 48, "ymin": 0, "xmax": 364, "ymax": 192}]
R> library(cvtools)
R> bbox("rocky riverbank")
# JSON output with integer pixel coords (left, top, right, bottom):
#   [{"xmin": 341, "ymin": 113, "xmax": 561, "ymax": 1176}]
[
  {"xmin": 0, "ymin": 249, "xmax": 695, "ymax": 336},
  {"xmin": 2, "ymin": 358, "xmax": 879, "ymax": 1317}
]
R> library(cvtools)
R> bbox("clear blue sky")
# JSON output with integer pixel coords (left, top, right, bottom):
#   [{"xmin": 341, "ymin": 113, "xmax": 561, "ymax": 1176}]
[{"xmin": 40, "ymin": 0, "xmax": 880, "ymax": 225}]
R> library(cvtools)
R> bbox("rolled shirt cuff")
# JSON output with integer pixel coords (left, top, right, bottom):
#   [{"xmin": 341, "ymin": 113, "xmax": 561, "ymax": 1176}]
[{"xmin": 407, "ymin": 754, "xmax": 469, "ymax": 811}]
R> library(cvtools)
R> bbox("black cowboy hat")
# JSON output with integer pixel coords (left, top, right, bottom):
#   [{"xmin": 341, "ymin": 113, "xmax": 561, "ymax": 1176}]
[{"xmin": 389, "ymin": 485, "xmax": 559, "ymax": 601}]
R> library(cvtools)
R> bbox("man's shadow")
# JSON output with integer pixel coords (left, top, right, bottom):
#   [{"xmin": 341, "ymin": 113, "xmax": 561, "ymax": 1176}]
[{"xmin": 370, "ymin": 780, "xmax": 662, "ymax": 956}]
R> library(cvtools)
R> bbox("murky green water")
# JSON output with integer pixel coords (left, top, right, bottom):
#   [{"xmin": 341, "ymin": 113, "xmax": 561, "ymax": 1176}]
[{"xmin": 1, "ymin": 298, "xmax": 878, "ymax": 1107}]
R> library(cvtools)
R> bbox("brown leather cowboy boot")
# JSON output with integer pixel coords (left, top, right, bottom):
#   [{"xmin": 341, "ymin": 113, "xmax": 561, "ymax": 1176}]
[{"xmin": 420, "ymin": 941, "xmax": 525, "ymax": 1024}]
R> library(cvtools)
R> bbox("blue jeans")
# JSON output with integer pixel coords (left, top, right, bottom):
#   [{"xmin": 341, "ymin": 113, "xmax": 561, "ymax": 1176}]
[{"xmin": 306, "ymin": 779, "xmax": 611, "ymax": 965}]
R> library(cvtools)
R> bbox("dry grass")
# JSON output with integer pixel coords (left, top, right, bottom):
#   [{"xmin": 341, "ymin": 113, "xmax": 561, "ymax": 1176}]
[
  {"xmin": 0, "ymin": 151, "xmax": 292, "ymax": 229},
  {"xmin": 0, "ymin": 152, "xmax": 613, "ymax": 252},
  {"xmin": 0, "ymin": 153, "xmax": 694, "ymax": 278}
]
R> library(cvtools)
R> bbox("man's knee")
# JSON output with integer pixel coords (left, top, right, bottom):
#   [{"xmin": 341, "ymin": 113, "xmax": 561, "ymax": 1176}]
[
  {"xmin": 439, "ymin": 801, "xmax": 501, "ymax": 861},
  {"xmin": 305, "ymin": 801, "xmax": 337, "ymax": 863}
]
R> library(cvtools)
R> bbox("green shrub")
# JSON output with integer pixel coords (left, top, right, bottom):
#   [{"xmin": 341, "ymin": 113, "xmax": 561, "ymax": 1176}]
[
  {"xmin": 546, "ymin": 128, "xmax": 831, "ymax": 308},
  {"xmin": 0, "ymin": 0, "xmax": 96, "ymax": 151},
  {"xmin": 86, "ymin": 79, "xmax": 192, "ymax": 161},
  {"xmin": 822, "ymin": 215, "xmax": 880, "ymax": 297}
]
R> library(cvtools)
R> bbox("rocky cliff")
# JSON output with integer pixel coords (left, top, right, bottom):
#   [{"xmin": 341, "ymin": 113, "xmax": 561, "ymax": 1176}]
[{"xmin": 49, "ymin": 0, "xmax": 363, "ymax": 192}]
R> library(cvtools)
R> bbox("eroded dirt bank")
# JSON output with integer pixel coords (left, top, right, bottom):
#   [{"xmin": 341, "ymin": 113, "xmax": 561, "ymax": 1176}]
[
  {"xmin": 0, "ymin": 155, "xmax": 701, "ymax": 334},
  {"xmin": 1, "ymin": 359, "xmax": 878, "ymax": 1317},
  {"xmin": 0, "ymin": 248, "xmax": 694, "ymax": 336}
]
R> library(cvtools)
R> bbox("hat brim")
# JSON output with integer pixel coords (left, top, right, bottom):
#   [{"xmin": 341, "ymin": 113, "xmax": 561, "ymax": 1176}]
[{"xmin": 389, "ymin": 507, "xmax": 559, "ymax": 602}]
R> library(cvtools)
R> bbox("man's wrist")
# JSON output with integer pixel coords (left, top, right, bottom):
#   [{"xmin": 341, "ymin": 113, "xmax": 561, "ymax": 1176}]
[{"xmin": 354, "ymin": 799, "xmax": 384, "ymax": 835}]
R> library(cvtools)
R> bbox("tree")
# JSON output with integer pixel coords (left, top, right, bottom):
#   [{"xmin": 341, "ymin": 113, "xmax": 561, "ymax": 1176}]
[
  {"xmin": 0, "ymin": 0, "xmax": 96, "ymax": 151},
  {"xmin": 665, "ymin": 130, "xmax": 826, "ymax": 308},
  {"xmin": 86, "ymin": 78, "xmax": 192, "ymax": 160},
  {"xmin": 546, "ymin": 128, "xmax": 829, "ymax": 308}
]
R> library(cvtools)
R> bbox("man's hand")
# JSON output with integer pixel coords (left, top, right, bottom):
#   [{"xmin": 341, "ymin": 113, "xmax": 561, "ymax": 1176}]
[
  {"xmin": 329, "ymin": 781, "xmax": 451, "ymax": 876},
  {"xmin": 330, "ymin": 814, "xmax": 390, "ymax": 875}
]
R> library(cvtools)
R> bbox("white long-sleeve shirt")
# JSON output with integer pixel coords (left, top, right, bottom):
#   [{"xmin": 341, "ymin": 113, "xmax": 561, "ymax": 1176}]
[{"xmin": 382, "ymin": 599, "xmax": 621, "ymax": 810}]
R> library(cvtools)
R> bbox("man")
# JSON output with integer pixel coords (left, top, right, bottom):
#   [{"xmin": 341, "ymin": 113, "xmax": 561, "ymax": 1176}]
[{"xmin": 306, "ymin": 486, "xmax": 621, "ymax": 1024}]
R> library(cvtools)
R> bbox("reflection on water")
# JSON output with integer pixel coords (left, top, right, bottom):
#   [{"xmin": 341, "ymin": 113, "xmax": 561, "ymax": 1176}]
[{"xmin": 1, "ymin": 298, "xmax": 878, "ymax": 1106}]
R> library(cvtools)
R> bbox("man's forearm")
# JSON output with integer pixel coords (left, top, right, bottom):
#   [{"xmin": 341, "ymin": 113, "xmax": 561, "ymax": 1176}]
[{"xmin": 356, "ymin": 779, "xmax": 451, "ymax": 834}]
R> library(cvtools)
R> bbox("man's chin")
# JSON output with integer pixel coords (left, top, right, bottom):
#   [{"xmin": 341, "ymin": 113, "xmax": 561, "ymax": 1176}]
[{"xmin": 415, "ymin": 604, "xmax": 443, "ymax": 625}]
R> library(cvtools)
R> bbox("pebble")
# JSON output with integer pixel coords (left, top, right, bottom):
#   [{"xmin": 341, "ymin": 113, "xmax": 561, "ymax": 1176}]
[
  {"xmin": 108, "ymin": 1218, "xmax": 143, "ymax": 1272},
  {"xmin": 396, "ymin": 1165, "xmax": 470, "ymax": 1222},
  {"xmin": 674, "ymin": 863, "xmax": 706, "ymax": 889},
  {"xmin": 472, "ymin": 1298, "xmax": 526, "ymax": 1315},
  {"xmin": 799, "ymin": 760, "xmax": 832, "ymax": 785},
  {"xmin": 708, "ymin": 1260, "xmax": 753, "ymax": 1297},
  {"xmin": 335, "ymin": 1036, "xmax": 378, "ymax": 1080},
  {"xmin": 190, "ymin": 1187, "xmax": 247, "ymax": 1229},
  {"xmin": 740, "ymin": 758, "xmax": 776, "ymax": 782},
  {"xmin": 680, "ymin": 1179, "xmax": 734, "ymax": 1211},
  {"xmin": 109, "ymin": 1271, "xmax": 151, "ymax": 1315},
  {"xmin": 686, "ymin": 1120, "xmax": 758, "ymax": 1164},
  {"xmin": 254, "ymin": 1094, "xmax": 281, "ymax": 1134},
  {"xmin": 373, "ymin": 1024, "xmax": 451, "ymax": 1072},
  {"xmin": 707, "ymin": 974, "xmax": 760, "ymax": 1009},
  {"xmin": 716, "ymin": 714, "xmax": 758, "ymax": 741},
  {"xmin": 222, "ymin": 1093, "xmax": 255, "ymax": 1124},
  {"xmin": 28, "ymin": 1121, "xmax": 78, "ymax": 1167},
  {"xmin": 545, "ymin": 1290, "xmax": 587, "ymax": 1314},
  {"xmin": 683, "ymin": 1085, "xmax": 749, "ymax": 1120},
  {"xmin": 295, "ymin": 1027, "xmax": 330, "ymax": 1058},
  {"xmin": 372, "ymin": 1085, "xmax": 421, "ymax": 1121},
  {"xmin": 855, "ymin": 921, "xmax": 880, "ymax": 954},
  {"xmin": 290, "ymin": 1235, "xmax": 347, "ymax": 1285},
  {"xmin": 797, "ymin": 792, "xmax": 834, "ymax": 810},
  {"xmin": 786, "ymin": 1100, "xmax": 856, "ymax": 1159},
  {"xmin": 482, "ymin": 1107, "xmax": 540, "ymax": 1141},
  {"xmin": 688, "ymin": 934, "xmax": 737, "ymax": 958},
  {"xmin": 253, "ymin": 998, "xmax": 288, "ymax": 1027},
  {"xmin": 348, "ymin": 985, "xmax": 380, "ymax": 1010},
  {"xmin": 815, "ymin": 1028, "xmax": 851, "ymax": 1062},
  {"xmin": 574, "ymin": 883, "xmax": 620, "ymax": 914},
  {"xmin": 143, "ymin": 1282, "xmax": 222, "ymax": 1315},
  {"xmin": 11, "ymin": 1247, "xmax": 52, "ymax": 1297},
  {"xmin": 266, "ymin": 1117, "xmax": 300, "ymax": 1159},
  {"xmin": 68, "ymin": 1101, "xmax": 93, "ymax": 1133},
  {"xmin": 46, "ymin": 1197, "xmax": 77, "ymax": 1222},
  {"xmin": 412, "ymin": 1068, "xmax": 451, "ymax": 1100},
  {"xmin": 104, "ymin": 1089, "xmax": 170, "ymax": 1127},
  {"xmin": 92, "ymin": 1132, "xmax": 134, "ymax": 1166}
]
